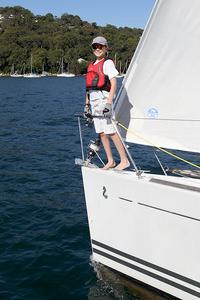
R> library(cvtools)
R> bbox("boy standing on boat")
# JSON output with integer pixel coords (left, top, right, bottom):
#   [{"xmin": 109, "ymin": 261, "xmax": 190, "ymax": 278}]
[{"xmin": 85, "ymin": 36, "xmax": 129, "ymax": 170}]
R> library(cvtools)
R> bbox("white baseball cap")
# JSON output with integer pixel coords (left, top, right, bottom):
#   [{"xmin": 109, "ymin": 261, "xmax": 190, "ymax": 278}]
[{"xmin": 91, "ymin": 36, "xmax": 108, "ymax": 46}]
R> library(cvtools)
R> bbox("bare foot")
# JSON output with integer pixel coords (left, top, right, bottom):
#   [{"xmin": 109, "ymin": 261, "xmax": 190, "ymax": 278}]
[
  {"xmin": 115, "ymin": 160, "xmax": 130, "ymax": 171},
  {"xmin": 102, "ymin": 161, "xmax": 116, "ymax": 170}
]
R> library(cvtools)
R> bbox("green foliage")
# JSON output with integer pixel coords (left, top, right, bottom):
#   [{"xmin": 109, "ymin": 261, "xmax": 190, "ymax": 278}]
[{"xmin": 0, "ymin": 6, "xmax": 143, "ymax": 74}]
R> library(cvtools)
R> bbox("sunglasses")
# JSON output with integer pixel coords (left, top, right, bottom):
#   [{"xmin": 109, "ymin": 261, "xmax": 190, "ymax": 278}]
[{"xmin": 92, "ymin": 44, "xmax": 104, "ymax": 50}]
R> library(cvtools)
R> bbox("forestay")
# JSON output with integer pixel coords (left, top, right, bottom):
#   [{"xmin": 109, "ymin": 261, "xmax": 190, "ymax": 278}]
[{"xmin": 114, "ymin": 0, "xmax": 200, "ymax": 153}]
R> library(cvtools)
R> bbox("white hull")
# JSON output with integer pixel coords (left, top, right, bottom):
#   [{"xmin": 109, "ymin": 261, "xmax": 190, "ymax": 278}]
[
  {"xmin": 82, "ymin": 166, "xmax": 200, "ymax": 300},
  {"xmin": 57, "ymin": 73, "xmax": 75, "ymax": 77},
  {"xmin": 23, "ymin": 73, "xmax": 41, "ymax": 78},
  {"xmin": 10, "ymin": 74, "xmax": 23, "ymax": 77}
]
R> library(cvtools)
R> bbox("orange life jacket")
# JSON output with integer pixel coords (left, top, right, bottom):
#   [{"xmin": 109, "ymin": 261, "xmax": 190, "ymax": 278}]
[{"xmin": 86, "ymin": 58, "xmax": 111, "ymax": 92}]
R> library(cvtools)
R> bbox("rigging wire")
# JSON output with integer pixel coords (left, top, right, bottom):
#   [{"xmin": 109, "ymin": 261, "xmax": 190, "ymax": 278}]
[{"xmin": 116, "ymin": 121, "xmax": 200, "ymax": 170}]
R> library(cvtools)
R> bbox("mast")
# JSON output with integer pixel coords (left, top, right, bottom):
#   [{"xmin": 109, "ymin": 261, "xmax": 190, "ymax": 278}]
[
  {"xmin": 61, "ymin": 57, "xmax": 64, "ymax": 73},
  {"xmin": 11, "ymin": 63, "xmax": 14, "ymax": 74},
  {"xmin": 30, "ymin": 54, "xmax": 33, "ymax": 74}
]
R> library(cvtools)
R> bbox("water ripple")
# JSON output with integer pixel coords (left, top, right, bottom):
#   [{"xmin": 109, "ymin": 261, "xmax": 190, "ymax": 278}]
[{"xmin": 0, "ymin": 77, "xmax": 182, "ymax": 300}]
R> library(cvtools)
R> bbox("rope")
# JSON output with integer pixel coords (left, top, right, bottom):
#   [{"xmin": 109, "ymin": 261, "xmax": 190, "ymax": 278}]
[{"xmin": 116, "ymin": 121, "xmax": 200, "ymax": 170}]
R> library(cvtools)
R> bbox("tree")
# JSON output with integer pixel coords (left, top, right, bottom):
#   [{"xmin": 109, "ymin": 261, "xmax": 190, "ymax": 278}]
[{"xmin": 0, "ymin": 6, "xmax": 143, "ymax": 74}]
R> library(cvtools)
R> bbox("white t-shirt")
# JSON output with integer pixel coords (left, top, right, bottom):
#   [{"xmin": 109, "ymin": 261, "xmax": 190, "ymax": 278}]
[{"xmin": 88, "ymin": 59, "xmax": 119, "ymax": 101}]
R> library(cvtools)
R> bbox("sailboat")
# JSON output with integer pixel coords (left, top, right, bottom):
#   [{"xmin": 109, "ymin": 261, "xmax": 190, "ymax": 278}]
[
  {"xmin": 116, "ymin": 61, "xmax": 125, "ymax": 78},
  {"xmin": 78, "ymin": 1, "xmax": 200, "ymax": 300},
  {"xmin": 10, "ymin": 64, "xmax": 23, "ymax": 77},
  {"xmin": 114, "ymin": 54, "xmax": 125, "ymax": 78},
  {"xmin": 23, "ymin": 54, "xmax": 41, "ymax": 78},
  {"xmin": 57, "ymin": 57, "xmax": 75, "ymax": 77}
]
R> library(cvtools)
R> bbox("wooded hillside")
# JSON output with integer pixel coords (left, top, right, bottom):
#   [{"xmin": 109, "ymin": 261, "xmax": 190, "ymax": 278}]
[{"xmin": 0, "ymin": 6, "xmax": 143, "ymax": 74}]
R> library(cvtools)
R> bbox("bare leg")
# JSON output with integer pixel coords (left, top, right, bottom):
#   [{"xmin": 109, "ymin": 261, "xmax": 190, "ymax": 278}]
[
  {"xmin": 110, "ymin": 133, "xmax": 130, "ymax": 170},
  {"xmin": 99, "ymin": 132, "xmax": 116, "ymax": 170}
]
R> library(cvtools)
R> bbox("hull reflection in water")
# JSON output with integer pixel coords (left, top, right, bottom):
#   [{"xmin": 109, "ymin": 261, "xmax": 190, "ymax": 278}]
[{"xmin": 88, "ymin": 259, "xmax": 176, "ymax": 300}]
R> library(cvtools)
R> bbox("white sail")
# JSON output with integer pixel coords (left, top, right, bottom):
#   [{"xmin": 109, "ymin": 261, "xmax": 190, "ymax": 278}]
[{"xmin": 114, "ymin": 0, "xmax": 200, "ymax": 153}]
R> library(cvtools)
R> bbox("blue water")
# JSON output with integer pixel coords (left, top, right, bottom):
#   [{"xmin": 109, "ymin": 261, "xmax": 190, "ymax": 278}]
[{"xmin": 0, "ymin": 77, "xmax": 196, "ymax": 300}]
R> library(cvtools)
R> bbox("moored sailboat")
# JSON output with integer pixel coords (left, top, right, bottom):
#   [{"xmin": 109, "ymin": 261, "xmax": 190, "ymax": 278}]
[
  {"xmin": 10, "ymin": 64, "xmax": 23, "ymax": 77},
  {"xmin": 57, "ymin": 57, "xmax": 75, "ymax": 77},
  {"xmin": 23, "ymin": 54, "xmax": 41, "ymax": 78},
  {"xmin": 78, "ymin": 1, "xmax": 200, "ymax": 300},
  {"xmin": 116, "ymin": 61, "xmax": 125, "ymax": 78},
  {"xmin": 114, "ymin": 54, "xmax": 125, "ymax": 78}
]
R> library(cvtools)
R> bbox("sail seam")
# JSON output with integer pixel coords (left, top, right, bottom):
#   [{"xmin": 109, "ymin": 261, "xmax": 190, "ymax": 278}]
[{"xmin": 129, "ymin": 118, "xmax": 200, "ymax": 122}]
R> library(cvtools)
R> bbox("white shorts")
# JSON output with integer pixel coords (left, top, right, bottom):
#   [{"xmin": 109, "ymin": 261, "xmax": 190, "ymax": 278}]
[{"xmin": 90, "ymin": 97, "xmax": 116, "ymax": 134}]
